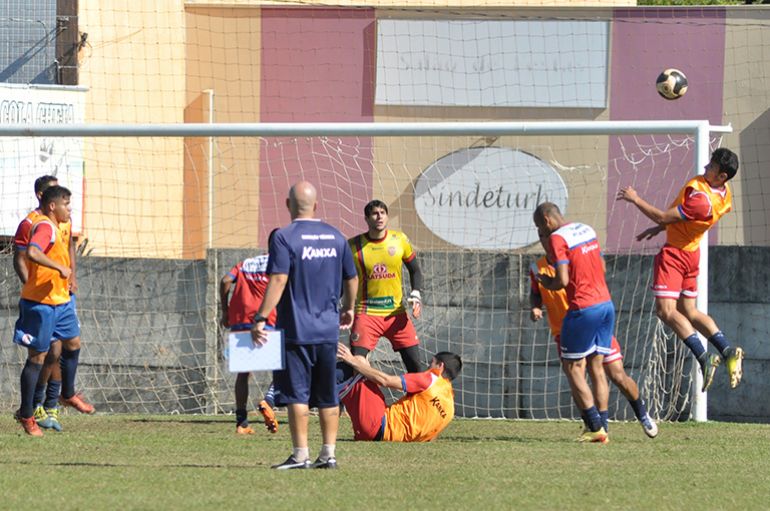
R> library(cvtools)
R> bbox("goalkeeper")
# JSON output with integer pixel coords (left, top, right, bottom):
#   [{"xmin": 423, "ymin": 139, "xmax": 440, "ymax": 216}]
[
  {"xmin": 348, "ymin": 200, "xmax": 424, "ymax": 372},
  {"xmin": 336, "ymin": 343, "xmax": 461, "ymax": 442}
]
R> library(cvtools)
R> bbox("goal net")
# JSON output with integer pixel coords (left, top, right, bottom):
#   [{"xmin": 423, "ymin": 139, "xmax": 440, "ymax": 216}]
[{"xmin": 0, "ymin": 121, "xmax": 726, "ymax": 422}]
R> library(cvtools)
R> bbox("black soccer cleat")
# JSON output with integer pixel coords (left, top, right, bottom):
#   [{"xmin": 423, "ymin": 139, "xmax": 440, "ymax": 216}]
[
  {"xmin": 271, "ymin": 455, "xmax": 311, "ymax": 470},
  {"xmin": 310, "ymin": 457, "xmax": 338, "ymax": 469}
]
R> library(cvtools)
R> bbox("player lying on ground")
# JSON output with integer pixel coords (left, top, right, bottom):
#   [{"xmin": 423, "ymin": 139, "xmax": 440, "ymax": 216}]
[
  {"xmin": 336, "ymin": 343, "xmax": 461, "ymax": 442},
  {"xmin": 530, "ymin": 232, "xmax": 657, "ymax": 439}
]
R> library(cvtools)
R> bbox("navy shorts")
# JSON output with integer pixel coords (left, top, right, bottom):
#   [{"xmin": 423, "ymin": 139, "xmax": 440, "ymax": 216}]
[
  {"xmin": 14, "ymin": 298, "xmax": 81, "ymax": 353},
  {"xmin": 560, "ymin": 301, "xmax": 614, "ymax": 360},
  {"xmin": 273, "ymin": 343, "xmax": 338, "ymax": 408}
]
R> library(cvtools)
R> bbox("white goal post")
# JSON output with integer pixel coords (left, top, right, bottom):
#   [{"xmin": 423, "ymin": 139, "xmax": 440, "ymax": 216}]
[{"xmin": 0, "ymin": 120, "xmax": 731, "ymax": 422}]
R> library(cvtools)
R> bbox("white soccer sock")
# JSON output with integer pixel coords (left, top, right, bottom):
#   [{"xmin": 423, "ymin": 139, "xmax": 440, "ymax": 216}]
[
  {"xmin": 319, "ymin": 444, "xmax": 335, "ymax": 461},
  {"xmin": 293, "ymin": 447, "xmax": 309, "ymax": 462}
]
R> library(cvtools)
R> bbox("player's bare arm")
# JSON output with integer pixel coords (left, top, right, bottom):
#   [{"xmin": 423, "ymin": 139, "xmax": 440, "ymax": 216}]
[
  {"xmin": 69, "ymin": 233, "xmax": 78, "ymax": 293},
  {"xmin": 218, "ymin": 274, "xmax": 234, "ymax": 328},
  {"xmin": 340, "ymin": 275, "xmax": 358, "ymax": 329},
  {"xmin": 26, "ymin": 244, "xmax": 71, "ymax": 279},
  {"xmin": 404, "ymin": 257, "xmax": 423, "ymax": 319},
  {"xmin": 636, "ymin": 224, "xmax": 666, "ymax": 241},
  {"xmin": 251, "ymin": 273, "xmax": 289, "ymax": 345},
  {"xmin": 537, "ymin": 264, "xmax": 568, "ymax": 291},
  {"xmin": 616, "ymin": 186, "xmax": 682, "ymax": 225},
  {"xmin": 529, "ymin": 290, "xmax": 544, "ymax": 322},
  {"xmin": 337, "ymin": 343, "xmax": 403, "ymax": 390},
  {"xmin": 12, "ymin": 246, "xmax": 28, "ymax": 284}
]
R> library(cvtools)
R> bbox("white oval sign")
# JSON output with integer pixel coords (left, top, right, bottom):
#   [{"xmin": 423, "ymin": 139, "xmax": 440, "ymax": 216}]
[{"xmin": 414, "ymin": 147, "xmax": 568, "ymax": 250}]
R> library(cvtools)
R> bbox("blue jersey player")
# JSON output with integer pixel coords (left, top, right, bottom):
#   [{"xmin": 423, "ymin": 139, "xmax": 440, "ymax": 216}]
[{"xmin": 251, "ymin": 181, "xmax": 358, "ymax": 469}]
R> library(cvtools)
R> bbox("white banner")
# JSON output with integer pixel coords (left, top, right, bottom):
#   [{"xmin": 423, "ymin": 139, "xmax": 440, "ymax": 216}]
[
  {"xmin": 0, "ymin": 85, "xmax": 86, "ymax": 236},
  {"xmin": 376, "ymin": 19, "xmax": 608, "ymax": 108}
]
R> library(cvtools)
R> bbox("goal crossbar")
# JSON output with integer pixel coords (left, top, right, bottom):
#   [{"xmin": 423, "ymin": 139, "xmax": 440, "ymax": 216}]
[{"xmin": 0, "ymin": 120, "xmax": 732, "ymax": 138}]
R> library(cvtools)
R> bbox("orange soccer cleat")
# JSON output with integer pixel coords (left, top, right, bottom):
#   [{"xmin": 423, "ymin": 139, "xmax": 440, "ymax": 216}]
[
  {"xmin": 236, "ymin": 425, "xmax": 256, "ymax": 435},
  {"xmin": 59, "ymin": 393, "xmax": 95, "ymax": 414},
  {"xmin": 15, "ymin": 411, "xmax": 44, "ymax": 437},
  {"xmin": 258, "ymin": 400, "xmax": 278, "ymax": 434}
]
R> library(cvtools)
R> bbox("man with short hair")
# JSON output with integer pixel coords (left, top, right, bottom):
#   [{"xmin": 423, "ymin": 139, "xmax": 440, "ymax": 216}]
[
  {"xmin": 348, "ymin": 200, "xmax": 424, "ymax": 373},
  {"xmin": 13, "ymin": 177, "xmax": 93, "ymax": 434},
  {"xmin": 530, "ymin": 232, "xmax": 657, "ymax": 439},
  {"xmin": 533, "ymin": 202, "xmax": 613, "ymax": 444},
  {"xmin": 13, "ymin": 186, "xmax": 90, "ymax": 436},
  {"xmin": 336, "ymin": 343, "xmax": 461, "ymax": 442},
  {"xmin": 617, "ymin": 148, "xmax": 744, "ymax": 391},
  {"xmin": 220, "ymin": 228, "xmax": 281, "ymax": 435},
  {"xmin": 251, "ymin": 181, "xmax": 358, "ymax": 469}
]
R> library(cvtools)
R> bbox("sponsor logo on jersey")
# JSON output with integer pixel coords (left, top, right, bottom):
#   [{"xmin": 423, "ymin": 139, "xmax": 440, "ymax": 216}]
[
  {"xmin": 368, "ymin": 263, "xmax": 396, "ymax": 280},
  {"xmin": 301, "ymin": 246, "xmax": 338, "ymax": 260},
  {"xmin": 430, "ymin": 396, "xmax": 447, "ymax": 418},
  {"xmin": 366, "ymin": 296, "xmax": 395, "ymax": 309},
  {"xmin": 580, "ymin": 241, "xmax": 599, "ymax": 255}
]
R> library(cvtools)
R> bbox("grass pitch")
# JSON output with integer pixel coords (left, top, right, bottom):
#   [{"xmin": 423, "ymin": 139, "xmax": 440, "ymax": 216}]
[{"xmin": 0, "ymin": 413, "xmax": 768, "ymax": 510}]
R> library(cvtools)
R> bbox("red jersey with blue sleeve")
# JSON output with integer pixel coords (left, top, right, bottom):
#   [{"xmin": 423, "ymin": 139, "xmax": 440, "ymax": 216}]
[
  {"xmin": 227, "ymin": 255, "xmax": 277, "ymax": 327},
  {"xmin": 548, "ymin": 222, "xmax": 611, "ymax": 311},
  {"xmin": 14, "ymin": 210, "xmax": 44, "ymax": 251}
]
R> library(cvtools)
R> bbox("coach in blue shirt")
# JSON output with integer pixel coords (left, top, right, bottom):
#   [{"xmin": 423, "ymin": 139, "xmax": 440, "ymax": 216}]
[{"xmin": 251, "ymin": 181, "xmax": 358, "ymax": 470}]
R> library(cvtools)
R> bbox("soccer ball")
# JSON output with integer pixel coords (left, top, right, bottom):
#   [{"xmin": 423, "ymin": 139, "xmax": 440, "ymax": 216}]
[{"xmin": 656, "ymin": 68, "xmax": 688, "ymax": 100}]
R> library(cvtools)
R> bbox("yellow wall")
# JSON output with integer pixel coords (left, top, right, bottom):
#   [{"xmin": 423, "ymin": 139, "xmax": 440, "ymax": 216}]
[{"xmin": 79, "ymin": 1, "xmax": 187, "ymax": 257}]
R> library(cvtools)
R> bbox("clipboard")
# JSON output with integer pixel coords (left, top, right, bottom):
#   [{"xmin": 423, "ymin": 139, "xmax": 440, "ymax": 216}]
[{"xmin": 227, "ymin": 329, "xmax": 284, "ymax": 372}]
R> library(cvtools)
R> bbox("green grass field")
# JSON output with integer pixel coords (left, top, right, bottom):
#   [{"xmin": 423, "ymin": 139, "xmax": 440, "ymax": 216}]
[{"xmin": 1, "ymin": 413, "xmax": 768, "ymax": 510}]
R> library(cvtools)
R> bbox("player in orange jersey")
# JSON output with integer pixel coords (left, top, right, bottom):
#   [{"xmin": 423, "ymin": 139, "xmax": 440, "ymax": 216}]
[
  {"xmin": 13, "ymin": 186, "xmax": 91, "ymax": 436},
  {"xmin": 530, "ymin": 232, "xmax": 657, "ymax": 438},
  {"xmin": 336, "ymin": 343, "xmax": 461, "ymax": 442},
  {"xmin": 617, "ymin": 148, "xmax": 743, "ymax": 392},
  {"xmin": 13, "ymin": 177, "xmax": 92, "ymax": 434},
  {"xmin": 348, "ymin": 200, "xmax": 424, "ymax": 373}
]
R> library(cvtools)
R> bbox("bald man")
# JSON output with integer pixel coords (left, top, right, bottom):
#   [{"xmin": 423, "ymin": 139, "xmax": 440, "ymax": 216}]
[{"xmin": 251, "ymin": 181, "xmax": 358, "ymax": 469}]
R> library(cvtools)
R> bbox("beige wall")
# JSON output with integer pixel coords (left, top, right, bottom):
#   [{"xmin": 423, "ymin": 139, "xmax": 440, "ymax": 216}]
[
  {"xmin": 75, "ymin": 2, "xmax": 770, "ymax": 257},
  {"xmin": 720, "ymin": 8, "xmax": 770, "ymax": 247},
  {"xmin": 185, "ymin": 7, "xmax": 263, "ymax": 257},
  {"xmin": 79, "ymin": 1, "xmax": 187, "ymax": 257}
]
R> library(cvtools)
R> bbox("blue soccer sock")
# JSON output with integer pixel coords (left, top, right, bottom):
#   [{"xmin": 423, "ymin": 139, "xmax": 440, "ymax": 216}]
[
  {"xmin": 629, "ymin": 397, "xmax": 649, "ymax": 422},
  {"xmin": 682, "ymin": 333, "xmax": 706, "ymax": 359},
  {"xmin": 45, "ymin": 380, "xmax": 62, "ymax": 410},
  {"xmin": 582, "ymin": 406, "xmax": 603, "ymax": 432},
  {"xmin": 599, "ymin": 410, "xmax": 609, "ymax": 432},
  {"xmin": 236, "ymin": 408, "xmax": 248, "ymax": 427},
  {"xmin": 33, "ymin": 379, "xmax": 47, "ymax": 408},
  {"xmin": 20, "ymin": 360, "xmax": 44, "ymax": 418},
  {"xmin": 708, "ymin": 331, "xmax": 732, "ymax": 358},
  {"xmin": 60, "ymin": 348, "xmax": 80, "ymax": 399},
  {"xmin": 263, "ymin": 383, "xmax": 276, "ymax": 409}
]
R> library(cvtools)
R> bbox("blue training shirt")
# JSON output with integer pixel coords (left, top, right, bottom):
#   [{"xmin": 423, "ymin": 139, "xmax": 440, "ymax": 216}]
[{"xmin": 267, "ymin": 218, "xmax": 357, "ymax": 345}]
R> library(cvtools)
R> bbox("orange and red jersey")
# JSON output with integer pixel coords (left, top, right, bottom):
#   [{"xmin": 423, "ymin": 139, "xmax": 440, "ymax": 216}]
[
  {"xmin": 21, "ymin": 217, "xmax": 71, "ymax": 305},
  {"xmin": 349, "ymin": 229, "xmax": 415, "ymax": 317},
  {"xmin": 14, "ymin": 209, "xmax": 46, "ymax": 251},
  {"xmin": 529, "ymin": 256, "xmax": 569, "ymax": 337},
  {"xmin": 666, "ymin": 175, "xmax": 732, "ymax": 252},
  {"xmin": 384, "ymin": 367, "xmax": 455, "ymax": 442},
  {"xmin": 548, "ymin": 222, "xmax": 611, "ymax": 311},
  {"xmin": 226, "ymin": 255, "xmax": 277, "ymax": 327}
]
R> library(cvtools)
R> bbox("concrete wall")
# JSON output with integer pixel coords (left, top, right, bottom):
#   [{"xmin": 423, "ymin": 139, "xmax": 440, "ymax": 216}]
[{"xmin": 1, "ymin": 245, "xmax": 766, "ymax": 421}]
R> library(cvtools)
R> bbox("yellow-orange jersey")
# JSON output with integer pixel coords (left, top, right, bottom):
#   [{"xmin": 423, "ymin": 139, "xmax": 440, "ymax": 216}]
[
  {"xmin": 21, "ymin": 217, "xmax": 71, "ymax": 305},
  {"xmin": 349, "ymin": 229, "xmax": 415, "ymax": 317},
  {"xmin": 529, "ymin": 256, "xmax": 569, "ymax": 337},
  {"xmin": 384, "ymin": 368, "xmax": 455, "ymax": 442},
  {"xmin": 666, "ymin": 175, "xmax": 732, "ymax": 252}
]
